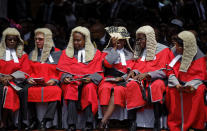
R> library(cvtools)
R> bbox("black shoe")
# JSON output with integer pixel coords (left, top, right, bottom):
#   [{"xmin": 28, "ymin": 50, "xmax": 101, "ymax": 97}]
[
  {"xmin": 82, "ymin": 122, "xmax": 93, "ymax": 131},
  {"xmin": 153, "ymin": 128, "xmax": 161, "ymax": 131},
  {"xmin": 98, "ymin": 121, "xmax": 109, "ymax": 131},
  {"xmin": 67, "ymin": 124, "xmax": 76, "ymax": 131},
  {"xmin": 129, "ymin": 120, "xmax": 136, "ymax": 131},
  {"xmin": 39, "ymin": 120, "xmax": 47, "ymax": 131},
  {"xmin": 153, "ymin": 102, "xmax": 161, "ymax": 131},
  {"xmin": 153, "ymin": 119, "xmax": 161, "ymax": 131},
  {"xmin": 82, "ymin": 127, "xmax": 93, "ymax": 131},
  {"xmin": 25, "ymin": 121, "xmax": 37, "ymax": 131},
  {"xmin": 153, "ymin": 125, "xmax": 161, "ymax": 131}
]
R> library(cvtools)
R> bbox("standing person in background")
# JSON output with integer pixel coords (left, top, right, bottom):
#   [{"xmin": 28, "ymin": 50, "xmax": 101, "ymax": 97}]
[
  {"xmin": 19, "ymin": 18, "xmax": 35, "ymax": 54},
  {"xmin": 0, "ymin": 27, "xmax": 30, "ymax": 131},
  {"xmin": 126, "ymin": 25, "xmax": 171, "ymax": 131},
  {"xmin": 165, "ymin": 31, "xmax": 206, "ymax": 131},
  {"xmin": 57, "ymin": 26, "xmax": 104, "ymax": 131},
  {"xmin": 98, "ymin": 26, "xmax": 134, "ymax": 130},
  {"xmin": 25, "ymin": 28, "xmax": 62, "ymax": 131},
  {"xmin": 90, "ymin": 22, "xmax": 109, "ymax": 51},
  {"xmin": 45, "ymin": 23, "xmax": 67, "ymax": 50}
]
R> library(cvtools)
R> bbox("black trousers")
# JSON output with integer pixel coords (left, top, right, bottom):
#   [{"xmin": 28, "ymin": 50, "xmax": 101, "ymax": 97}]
[
  {"xmin": 153, "ymin": 102, "xmax": 161, "ymax": 129},
  {"xmin": 0, "ymin": 83, "xmax": 4, "ymax": 121},
  {"xmin": 18, "ymin": 84, "xmax": 58, "ymax": 123},
  {"xmin": 67, "ymin": 100, "xmax": 93, "ymax": 126},
  {"xmin": 18, "ymin": 84, "xmax": 29, "ymax": 121},
  {"xmin": 128, "ymin": 108, "xmax": 137, "ymax": 121},
  {"xmin": 0, "ymin": 82, "xmax": 28, "ymax": 129},
  {"xmin": 28, "ymin": 101, "xmax": 58, "ymax": 122}
]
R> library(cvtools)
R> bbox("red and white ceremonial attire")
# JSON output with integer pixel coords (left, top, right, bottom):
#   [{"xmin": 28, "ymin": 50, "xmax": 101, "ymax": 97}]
[
  {"xmin": 57, "ymin": 49, "xmax": 104, "ymax": 114},
  {"xmin": 99, "ymin": 47, "xmax": 133, "ymax": 108},
  {"xmin": 165, "ymin": 48, "xmax": 206, "ymax": 131},
  {"xmin": 0, "ymin": 52, "xmax": 30, "ymax": 112},
  {"xmin": 27, "ymin": 48, "xmax": 62, "ymax": 103},
  {"xmin": 126, "ymin": 43, "xmax": 171, "ymax": 110}
]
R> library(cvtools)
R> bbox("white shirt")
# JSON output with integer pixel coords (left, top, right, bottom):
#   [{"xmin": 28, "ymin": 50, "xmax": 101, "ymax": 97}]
[
  {"xmin": 5, "ymin": 48, "xmax": 19, "ymax": 63},
  {"xmin": 78, "ymin": 49, "xmax": 86, "ymax": 63},
  {"xmin": 115, "ymin": 48, "xmax": 126, "ymax": 66}
]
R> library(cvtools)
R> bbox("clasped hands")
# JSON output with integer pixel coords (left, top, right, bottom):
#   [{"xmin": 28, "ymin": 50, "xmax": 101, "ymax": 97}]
[
  {"xmin": 0, "ymin": 75, "xmax": 14, "ymax": 85},
  {"xmin": 175, "ymin": 84, "xmax": 195, "ymax": 93},
  {"xmin": 63, "ymin": 77, "xmax": 91, "ymax": 84},
  {"xmin": 28, "ymin": 79, "xmax": 56, "ymax": 86},
  {"xmin": 126, "ymin": 71, "xmax": 150, "ymax": 81}
]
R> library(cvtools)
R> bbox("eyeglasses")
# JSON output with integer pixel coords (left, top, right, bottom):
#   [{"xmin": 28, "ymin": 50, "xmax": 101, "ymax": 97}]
[
  {"xmin": 136, "ymin": 38, "xmax": 146, "ymax": 42},
  {"xmin": 34, "ymin": 37, "xmax": 44, "ymax": 41}
]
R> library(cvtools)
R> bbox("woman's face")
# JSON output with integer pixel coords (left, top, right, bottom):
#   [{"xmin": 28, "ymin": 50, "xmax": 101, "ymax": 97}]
[
  {"xmin": 73, "ymin": 32, "xmax": 85, "ymax": 50},
  {"xmin": 5, "ymin": 35, "xmax": 18, "ymax": 49},
  {"xmin": 35, "ymin": 32, "xmax": 45, "ymax": 49},
  {"xmin": 136, "ymin": 33, "xmax": 146, "ymax": 49},
  {"xmin": 113, "ymin": 39, "xmax": 126, "ymax": 50}
]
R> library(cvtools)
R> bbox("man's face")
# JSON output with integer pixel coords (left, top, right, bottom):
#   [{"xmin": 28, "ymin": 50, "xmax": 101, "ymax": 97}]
[
  {"xmin": 90, "ymin": 24, "xmax": 105, "ymax": 40},
  {"xmin": 175, "ymin": 42, "xmax": 183, "ymax": 54},
  {"xmin": 136, "ymin": 33, "xmax": 146, "ymax": 49},
  {"xmin": 5, "ymin": 35, "xmax": 18, "ymax": 49},
  {"xmin": 35, "ymin": 32, "xmax": 44, "ymax": 49},
  {"xmin": 73, "ymin": 32, "xmax": 85, "ymax": 50}
]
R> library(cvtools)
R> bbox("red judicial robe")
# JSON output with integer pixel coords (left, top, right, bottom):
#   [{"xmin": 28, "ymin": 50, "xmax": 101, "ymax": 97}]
[
  {"xmin": 57, "ymin": 49, "xmax": 104, "ymax": 114},
  {"xmin": 205, "ymin": 56, "xmax": 207, "ymax": 123},
  {"xmin": 0, "ymin": 53, "xmax": 30, "ymax": 111},
  {"xmin": 126, "ymin": 44, "xmax": 171, "ymax": 110},
  {"xmin": 165, "ymin": 48, "xmax": 206, "ymax": 131},
  {"xmin": 27, "ymin": 48, "xmax": 62, "ymax": 102},
  {"xmin": 98, "ymin": 48, "xmax": 133, "ymax": 107}
]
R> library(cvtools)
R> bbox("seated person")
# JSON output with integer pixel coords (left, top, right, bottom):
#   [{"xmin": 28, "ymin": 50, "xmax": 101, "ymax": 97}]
[
  {"xmin": 57, "ymin": 26, "xmax": 104, "ymax": 131},
  {"xmin": 126, "ymin": 25, "xmax": 171, "ymax": 131},
  {"xmin": 165, "ymin": 31, "xmax": 206, "ymax": 131},
  {"xmin": 98, "ymin": 26, "xmax": 134, "ymax": 130},
  {"xmin": 0, "ymin": 27, "xmax": 30, "ymax": 130},
  {"xmin": 26, "ymin": 28, "xmax": 62, "ymax": 131}
]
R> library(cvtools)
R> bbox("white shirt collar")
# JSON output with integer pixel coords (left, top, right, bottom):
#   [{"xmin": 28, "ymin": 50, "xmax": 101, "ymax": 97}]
[
  {"xmin": 5, "ymin": 48, "xmax": 19, "ymax": 63},
  {"xmin": 78, "ymin": 48, "xmax": 86, "ymax": 63},
  {"xmin": 116, "ymin": 48, "xmax": 126, "ymax": 66}
]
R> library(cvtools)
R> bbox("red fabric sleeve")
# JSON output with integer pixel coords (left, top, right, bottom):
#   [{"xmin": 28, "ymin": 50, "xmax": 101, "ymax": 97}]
[{"xmin": 19, "ymin": 54, "xmax": 31, "ymax": 78}]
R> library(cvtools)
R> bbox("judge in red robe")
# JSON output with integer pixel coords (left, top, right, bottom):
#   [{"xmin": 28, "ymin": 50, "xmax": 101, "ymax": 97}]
[
  {"xmin": 165, "ymin": 31, "xmax": 206, "ymax": 131},
  {"xmin": 26, "ymin": 28, "xmax": 62, "ymax": 130},
  {"xmin": 0, "ymin": 27, "xmax": 30, "ymax": 130},
  {"xmin": 57, "ymin": 26, "xmax": 104, "ymax": 131},
  {"xmin": 126, "ymin": 25, "xmax": 172, "ymax": 131},
  {"xmin": 98, "ymin": 26, "xmax": 134, "ymax": 129}
]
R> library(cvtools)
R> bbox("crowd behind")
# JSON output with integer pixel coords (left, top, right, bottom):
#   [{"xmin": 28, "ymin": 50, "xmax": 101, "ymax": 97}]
[
  {"xmin": 0, "ymin": 0, "xmax": 207, "ymax": 131},
  {"xmin": 0, "ymin": 0, "xmax": 207, "ymax": 55}
]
